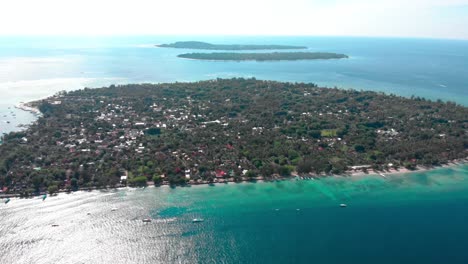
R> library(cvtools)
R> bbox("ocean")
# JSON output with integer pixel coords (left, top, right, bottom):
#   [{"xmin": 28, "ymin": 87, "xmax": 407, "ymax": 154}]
[
  {"xmin": 1, "ymin": 36, "xmax": 468, "ymax": 134},
  {"xmin": 1, "ymin": 166, "xmax": 468, "ymax": 264},
  {"xmin": 1, "ymin": 36, "xmax": 468, "ymax": 263}
]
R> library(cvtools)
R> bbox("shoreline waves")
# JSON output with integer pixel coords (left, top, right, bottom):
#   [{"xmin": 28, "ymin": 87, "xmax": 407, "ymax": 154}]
[
  {"xmin": 14, "ymin": 102, "xmax": 42, "ymax": 116},
  {"xmin": 2, "ymin": 159, "xmax": 466, "ymax": 200}
]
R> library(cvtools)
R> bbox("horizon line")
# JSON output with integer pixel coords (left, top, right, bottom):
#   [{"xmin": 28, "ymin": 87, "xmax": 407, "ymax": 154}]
[{"xmin": 0, "ymin": 34, "xmax": 467, "ymax": 42}]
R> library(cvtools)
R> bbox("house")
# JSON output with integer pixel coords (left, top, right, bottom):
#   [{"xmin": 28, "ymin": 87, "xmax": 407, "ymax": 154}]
[
  {"xmin": 350, "ymin": 165, "xmax": 371, "ymax": 170},
  {"xmin": 120, "ymin": 175, "xmax": 127, "ymax": 183},
  {"xmin": 215, "ymin": 170, "xmax": 226, "ymax": 178}
]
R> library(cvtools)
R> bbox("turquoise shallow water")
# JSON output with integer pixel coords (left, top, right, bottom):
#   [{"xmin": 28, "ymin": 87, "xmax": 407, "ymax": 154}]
[
  {"xmin": 0, "ymin": 36, "xmax": 468, "ymax": 263},
  {"xmin": 1, "ymin": 36, "xmax": 468, "ymax": 134},
  {"xmin": 1, "ymin": 165, "xmax": 468, "ymax": 263}
]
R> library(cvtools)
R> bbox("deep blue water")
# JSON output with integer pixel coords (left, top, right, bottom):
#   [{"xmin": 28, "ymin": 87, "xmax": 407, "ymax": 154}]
[
  {"xmin": 2, "ymin": 166, "xmax": 468, "ymax": 264},
  {"xmin": 1, "ymin": 36, "xmax": 467, "ymax": 134},
  {"xmin": 0, "ymin": 36, "xmax": 468, "ymax": 263}
]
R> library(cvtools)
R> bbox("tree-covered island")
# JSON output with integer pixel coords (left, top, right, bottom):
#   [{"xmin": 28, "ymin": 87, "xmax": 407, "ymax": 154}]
[
  {"xmin": 178, "ymin": 52, "xmax": 349, "ymax": 61},
  {"xmin": 0, "ymin": 78, "xmax": 467, "ymax": 196},
  {"xmin": 157, "ymin": 41, "xmax": 307, "ymax": 50}
]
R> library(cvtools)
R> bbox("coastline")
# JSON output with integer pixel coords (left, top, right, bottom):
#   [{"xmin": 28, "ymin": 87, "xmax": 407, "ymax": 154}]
[
  {"xmin": 14, "ymin": 102, "xmax": 42, "ymax": 116},
  {"xmin": 2, "ymin": 159, "xmax": 466, "ymax": 200},
  {"xmin": 176, "ymin": 56, "xmax": 349, "ymax": 62},
  {"xmin": 346, "ymin": 158, "xmax": 468, "ymax": 178},
  {"xmin": 1, "ymin": 79, "xmax": 466, "ymax": 200}
]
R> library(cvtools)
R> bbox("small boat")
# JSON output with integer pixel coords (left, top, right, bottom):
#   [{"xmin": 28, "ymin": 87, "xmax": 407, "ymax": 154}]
[
  {"xmin": 142, "ymin": 218, "xmax": 152, "ymax": 223},
  {"xmin": 340, "ymin": 204, "xmax": 347, "ymax": 208},
  {"xmin": 5, "ymin": 198, "xmax": 10, "ymax": 204},
  {"xmin": 111, "ymin": 208, "xmax": 118, "ymax": 211},
  {"xmin": 51, "ymin": 224, "xmax": 59, "ymax": 227},
  {"xmin": 87, "ymin": 212, "xmax": 91, "ymax": 215},
  {"xmin": 192, "ymin": 218, "xmax": 204, "ymax": 223}
]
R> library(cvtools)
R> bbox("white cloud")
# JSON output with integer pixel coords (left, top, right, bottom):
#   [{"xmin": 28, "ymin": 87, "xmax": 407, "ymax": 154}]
[{"xmin": 0, "ymin": 0, "xmax": 467, "ymax": 39}]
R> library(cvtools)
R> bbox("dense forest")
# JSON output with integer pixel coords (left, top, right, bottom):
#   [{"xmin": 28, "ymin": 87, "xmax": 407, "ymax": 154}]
[
  {"xmin": 0, "ymin": 78, "xmax": 467, "ymax": 196},
  {"xmin": 178, "ymin": 52, "xmax": 349, "ymax": 61},
  {"xmin": 157, "ymin": 41, "xmax": 307, "ymax": 50}
]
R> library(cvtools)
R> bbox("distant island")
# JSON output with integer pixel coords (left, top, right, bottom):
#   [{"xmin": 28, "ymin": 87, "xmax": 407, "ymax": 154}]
[
  {"xmin": 157, "ymin": 41, "xmax": 307, "ymax": 50},
  {"xmin": 178, "ymin": 52, "xmax": 349, "ymax": 61},
  {"xmin": 0, "ymin": 78, "xmax": 467, "ymax": 197}
]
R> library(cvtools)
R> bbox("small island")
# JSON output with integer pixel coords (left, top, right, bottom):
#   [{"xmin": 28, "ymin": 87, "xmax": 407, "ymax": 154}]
[
  {"xmin": 178, "ymin": 52, "xmax": 349, "ymax": 61},
  {"xmin": 157, "ymin": 41, "xmax": 307, "ymax": 50},
  {"xmin": 0, "ymin": 78, "xmax": 466, "ymax": 197}
]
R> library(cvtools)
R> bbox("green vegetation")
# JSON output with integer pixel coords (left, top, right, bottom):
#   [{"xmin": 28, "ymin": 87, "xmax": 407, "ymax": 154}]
[
  {"xmin": 145, "ymin": 127, "xmax": 161, "ymax": 136},
  {"xmin": 47, "ymin": 185, "xmax": 58, "ymax": 195},
  {"xmin": 128, "ymin": 176, "xmax": 148, "ymax": 187},
  {"xmin": 321, "ymin": 129, "xmax": 338, "ymax": 137},
  {"xmin": 0, "ymin": 78, "xmax": 466, "ymax": 195},
  {"xmin": 152, "ymin": 175, "xmax": 163, "ymax": 185},
  {"xmin": 157, "ymin": 41, "xmax": 307, "ymax": 50},
  {"xmin": 178, "ymin": 52, "xmax": 349, "ymax": 61}
]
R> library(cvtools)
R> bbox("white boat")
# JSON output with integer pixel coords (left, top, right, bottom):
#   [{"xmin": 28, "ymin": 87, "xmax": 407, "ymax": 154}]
[
  {"xmin": 111, "ymin": 208, "xmax": 118, "ymax": 211},
  {"xmin": 340, "ymin": 204, "xmax": 347, "ymax": 207},
  {"xmin": 192, "ymin": 218, "xmax": 204, "ymax": 223},
  {"xmin": 142, "ymin": 218, "xmax": 152, "ymax": 223}
]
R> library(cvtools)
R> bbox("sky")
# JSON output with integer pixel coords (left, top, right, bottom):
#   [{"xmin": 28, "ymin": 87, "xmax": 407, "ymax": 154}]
[{"xmin": 0, "ymin": 0, "xmax": 467, "ymax": 39}]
